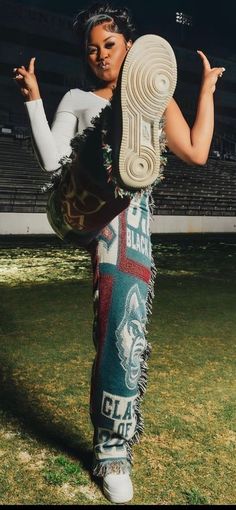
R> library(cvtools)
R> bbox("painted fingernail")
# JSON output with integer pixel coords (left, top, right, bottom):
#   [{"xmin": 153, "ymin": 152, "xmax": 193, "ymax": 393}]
[{"xmin": 222, "ymin": 67, "xmax": 225, "ymax": 71}]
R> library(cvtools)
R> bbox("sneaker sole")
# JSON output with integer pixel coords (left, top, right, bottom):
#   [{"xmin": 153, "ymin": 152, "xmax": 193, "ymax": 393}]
[{"xmin": 119, "ymin": 34, "xmax": 177, "ymax": 189}]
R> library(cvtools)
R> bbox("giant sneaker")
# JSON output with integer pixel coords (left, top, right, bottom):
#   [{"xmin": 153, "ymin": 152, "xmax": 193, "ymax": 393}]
[{"xmin": 110, "ymin": 34, "xmax": 177, "ymax": 190}]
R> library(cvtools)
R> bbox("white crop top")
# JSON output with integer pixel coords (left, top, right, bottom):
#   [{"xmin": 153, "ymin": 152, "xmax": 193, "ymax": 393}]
[{"xmin": 24, "ymin": 88, "xmax": 109, "ymax": 172}]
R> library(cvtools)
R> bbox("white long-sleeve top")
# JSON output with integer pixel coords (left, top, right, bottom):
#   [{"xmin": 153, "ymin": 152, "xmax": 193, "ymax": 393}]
[{"xmin": 24, "ymin": 88, "xmax": 109, "ymax": 172}]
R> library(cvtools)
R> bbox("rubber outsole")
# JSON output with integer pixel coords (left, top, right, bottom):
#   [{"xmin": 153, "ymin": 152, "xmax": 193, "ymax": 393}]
[{"xmin": 118, "ymin": 34, "xmax": 177, "ymax": 189}]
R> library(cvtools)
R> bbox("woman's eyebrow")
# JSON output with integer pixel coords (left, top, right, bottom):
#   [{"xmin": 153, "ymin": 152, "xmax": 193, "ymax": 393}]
[
  {"xmin": 104, "ymin": 35, "xmax": 115, "ymax": 41},
  {"xmin": 88, "ymin": 35, "xmax": 115, "ymax": 47}
]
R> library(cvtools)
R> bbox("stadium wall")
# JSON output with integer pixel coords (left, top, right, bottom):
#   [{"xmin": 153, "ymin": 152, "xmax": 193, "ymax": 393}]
[{"xmin": 0, "ymin": 213, "xmax": 236, "ymax": 236}]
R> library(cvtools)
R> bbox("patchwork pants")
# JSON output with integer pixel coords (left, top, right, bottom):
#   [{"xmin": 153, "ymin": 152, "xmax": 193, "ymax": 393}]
[
  {"xmin": 88, "ymin": 190, "xmax": 154, "ymax": 476},
  {"xmin": 47, "ymin": 185, "xmax": 154, "ymax": 476}
]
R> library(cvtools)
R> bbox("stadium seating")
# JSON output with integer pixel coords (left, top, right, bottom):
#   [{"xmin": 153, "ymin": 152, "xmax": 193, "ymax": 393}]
[
  {"xmin": 0, "ymin": 134, "xmax": 50, "ymax": 213},
  {"xmin": 153, "ymin": 154, "xmax": 236, "ymax": 216},
  {"xmin": 0, "ymin": 135, "xmax": 236, "ymax": 217}
]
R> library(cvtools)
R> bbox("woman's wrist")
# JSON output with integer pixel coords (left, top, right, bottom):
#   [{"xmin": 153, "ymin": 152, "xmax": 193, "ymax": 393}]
[
  {"xmin": 199, "ymin": 83, "xmax": 215, "ymax": 97},
  {"xmin": 25, "ymin": 90, "xmax": 41, "ymax": 101}
]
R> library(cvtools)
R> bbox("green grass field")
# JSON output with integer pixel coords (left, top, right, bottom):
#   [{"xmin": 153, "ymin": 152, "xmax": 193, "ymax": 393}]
[{"xmin": 0, "ymin": 234, "xmax": 235, "ymax": 505}]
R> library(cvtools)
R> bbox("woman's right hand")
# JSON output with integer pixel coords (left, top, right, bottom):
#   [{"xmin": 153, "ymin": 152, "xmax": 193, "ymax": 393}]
[{"xmin": 13, "ymin": 57, "xmax": 41, "ymax": 101}]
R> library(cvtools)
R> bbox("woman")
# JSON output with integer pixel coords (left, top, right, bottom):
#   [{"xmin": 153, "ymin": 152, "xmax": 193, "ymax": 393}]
[{"xmin": 13, "ymin": 1, "xmax": 225, "ymax": 503}]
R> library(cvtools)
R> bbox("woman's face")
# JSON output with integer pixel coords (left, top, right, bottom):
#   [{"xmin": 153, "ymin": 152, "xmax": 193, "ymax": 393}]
[{"xmin": 86, "ymin": 22, "xmax": 132, "ymax": 88}]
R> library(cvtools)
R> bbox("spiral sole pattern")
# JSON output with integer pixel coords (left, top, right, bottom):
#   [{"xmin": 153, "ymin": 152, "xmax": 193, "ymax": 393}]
[{"xmin": 118, "ymin": 34, "xmax": 177, "ymax": 189}]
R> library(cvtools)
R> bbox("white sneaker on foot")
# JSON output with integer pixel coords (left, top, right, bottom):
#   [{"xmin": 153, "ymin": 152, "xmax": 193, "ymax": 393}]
[
  {"xmin": 112, "ymin": 34, "xmax": 177, "ymax": 190},
  {"xmin": 103, "ymin": 472, "xmax": 133, "ymax": 503}
]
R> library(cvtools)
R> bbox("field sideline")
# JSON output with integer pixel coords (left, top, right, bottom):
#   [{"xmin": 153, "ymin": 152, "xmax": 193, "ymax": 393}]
[{"xmin": 0, "ymin": 234, "xmax": 235, "ymax": 505}]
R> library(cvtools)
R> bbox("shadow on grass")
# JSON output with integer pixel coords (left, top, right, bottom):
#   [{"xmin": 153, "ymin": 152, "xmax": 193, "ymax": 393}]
[{"xmin": 0, "ymin": 361, "xmax": 93, "ymax": 475}]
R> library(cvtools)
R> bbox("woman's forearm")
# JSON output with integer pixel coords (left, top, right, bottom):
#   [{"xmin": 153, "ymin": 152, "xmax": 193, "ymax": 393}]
[
  {"xmin": 190, "ymin": 88, "xmax": 214, "ymax": 164},
  {"xmin": 24, "ymin": 91, "xmax": 77, "ymax": 172},
  {"xmin": 164, "ymin": 51, "xmax": 224, "ymax": 166},
  {"xmin": 13, "ymin": 54, "xmax": 78, "ymax": 172},
  {"xmin": 24, "ymin": 98, "xmax": 64, "ymax": 171}
]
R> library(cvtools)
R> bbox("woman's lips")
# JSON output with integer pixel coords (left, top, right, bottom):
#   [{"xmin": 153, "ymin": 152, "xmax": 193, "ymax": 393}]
[{"xmin": 98, "ymin": 62, "xmax": 110, "ymax": 70}]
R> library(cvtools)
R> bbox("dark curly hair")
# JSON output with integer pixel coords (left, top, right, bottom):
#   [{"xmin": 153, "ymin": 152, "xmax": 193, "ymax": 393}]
[{"xmin": 72, "ymin": 1, "xmax": 136, "ymax": 90}]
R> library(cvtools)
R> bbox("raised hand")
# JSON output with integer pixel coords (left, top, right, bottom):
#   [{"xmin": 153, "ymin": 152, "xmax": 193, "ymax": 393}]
[
  {"xmin": 197, "ymin": 50, "xmax": 225, "ymax": 94},
  {"xmin": 13, "ymin": 57, "xmax": 41, "ymax": 100}
]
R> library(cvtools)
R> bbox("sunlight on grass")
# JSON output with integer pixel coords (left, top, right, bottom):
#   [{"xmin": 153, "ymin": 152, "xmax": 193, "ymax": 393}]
[
  {"xmin": 152, "ymin": 237, "xmax": 236, "ymax": 279},
  {"xmin": 0, "ymin": 247, "xmax": 92, "ymax": 286},
  {"xmin": 1, "ymin": 236, "xmax": 236, "ymax": 286}
]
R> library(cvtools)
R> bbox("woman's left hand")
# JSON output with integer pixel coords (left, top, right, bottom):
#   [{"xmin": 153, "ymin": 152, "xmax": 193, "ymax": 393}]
[{"xmin": 197, "ymin": 50, "xmax": 225, "ymax": 94}]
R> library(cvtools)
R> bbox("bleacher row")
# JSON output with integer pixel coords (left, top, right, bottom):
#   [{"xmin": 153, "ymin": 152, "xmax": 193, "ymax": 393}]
[
  {"xmin": 153, "ymin": 155, "xmax": 236, "ymax": 216},
  {"xmin": 0, "ymin": 135, "xmax": 51, "ymax": 213},
  {"xmin": 0, "ymin": 135, "xmax": 236, "ymax": 216}
]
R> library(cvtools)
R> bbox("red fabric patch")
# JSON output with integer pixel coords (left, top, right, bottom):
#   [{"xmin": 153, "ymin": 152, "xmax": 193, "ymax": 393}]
[{"xmin": 118, "ymin": 211, "xmax": 151, "ymax": 284}]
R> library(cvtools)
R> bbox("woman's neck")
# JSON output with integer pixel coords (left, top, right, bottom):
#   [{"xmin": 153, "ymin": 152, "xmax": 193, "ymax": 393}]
[{"xmin": 92, "ymin": 83, "xmax": 116, "ymax": 100}]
